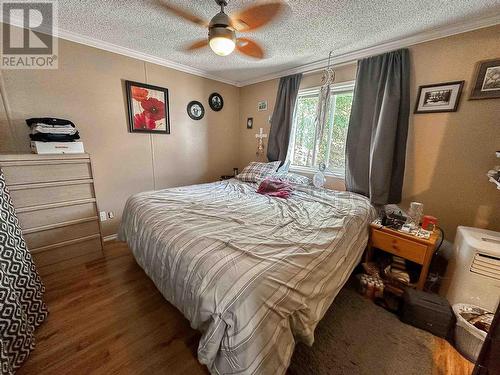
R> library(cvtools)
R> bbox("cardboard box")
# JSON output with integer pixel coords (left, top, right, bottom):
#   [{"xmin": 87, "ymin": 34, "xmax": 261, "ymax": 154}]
[{"xmin": 30, "ymin": 141, "xmax": 85, "ymax": 154}]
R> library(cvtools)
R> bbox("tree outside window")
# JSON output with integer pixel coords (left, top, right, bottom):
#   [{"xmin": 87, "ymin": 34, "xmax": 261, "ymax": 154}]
[{"xmin": 289, "ymin": 85, "xmax": 354, "ymax": 176}]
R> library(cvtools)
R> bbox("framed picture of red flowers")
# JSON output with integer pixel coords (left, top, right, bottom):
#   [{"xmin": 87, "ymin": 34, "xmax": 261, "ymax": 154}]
[{"xmin": 125, "ymin": 80, "xmax": 170, "ymax": 134}]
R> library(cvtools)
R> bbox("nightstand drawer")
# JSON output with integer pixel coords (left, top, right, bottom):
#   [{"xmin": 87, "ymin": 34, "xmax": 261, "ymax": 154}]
[{"xmin": 371, "ymin": 229, "xmax": 427, "ymax": 264}]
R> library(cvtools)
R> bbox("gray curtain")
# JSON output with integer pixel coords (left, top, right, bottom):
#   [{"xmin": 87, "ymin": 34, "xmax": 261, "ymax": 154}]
[
  {"xmin": 267, "ymin": 73, "xmax": 302, "ymax": 163},
  {"xmin": 345, "ymin": 49, "xmax": 410, "ymax": 205}
]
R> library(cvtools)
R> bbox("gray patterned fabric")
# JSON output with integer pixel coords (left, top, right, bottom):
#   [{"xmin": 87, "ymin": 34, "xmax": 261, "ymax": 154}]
[
  {"xmin": 119, "ymin": 179, "xmax": 375, "ymax": 375},
  {"xmin": 265, "ymin": 172, "xmax": 311, "ymax": 185},
  {"xmin": 0, "ymin": 169, "xmax": 48, "ymax": 374},
  {"xmin": 236, "ymin": 161, "xmax": 281, "ymax": 183}
]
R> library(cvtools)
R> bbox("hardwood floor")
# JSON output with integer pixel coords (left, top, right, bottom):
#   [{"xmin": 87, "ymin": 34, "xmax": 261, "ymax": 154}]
[
  {"xmin": 19, "ymin": 241, "xmax": 207, "ymax": 375},
  {"xmin": 19, "ymin": 241, "xmax": 474, "ymax": 375}
]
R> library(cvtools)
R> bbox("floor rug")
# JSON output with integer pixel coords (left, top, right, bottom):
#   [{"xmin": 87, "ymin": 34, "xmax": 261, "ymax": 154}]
[{"xmin": 288, "ymin": 285, "xmax": 434, "ymax": 375}]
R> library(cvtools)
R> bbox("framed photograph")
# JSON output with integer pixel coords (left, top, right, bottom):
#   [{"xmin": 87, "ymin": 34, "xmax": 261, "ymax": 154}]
[
  {"xmin": 125, "ymin": 80, "xmax": 170, "ymax": 134},
  {"xmin": 209, "ymin": 92, "xmax": 224, "ymax": 111},
  {"xmin": 187, "ymin": 101, "xmax": 205, "ymax": 120},
  {"xmin": 246, "ymin": 117, "xmax": 253, "ymax": 129},
  {"xmin": 414, "ymin": 81, "xmax": 464, "ymax": 114},
  {"xmin": 470, "ymin": 58, "xmax": 500, "ymax": 100},
  {"xmin": 257, "ymin": 100, "xmax": 268, "ymax": 111}
]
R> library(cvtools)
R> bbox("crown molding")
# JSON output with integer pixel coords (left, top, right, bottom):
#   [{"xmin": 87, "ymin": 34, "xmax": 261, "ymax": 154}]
[
  {"xmin": 237, "ymin": 13, "xmax": 500, "ymax": 87},
  {"xmin": 4, "ymin": 11, "xmax": 500, "ymax": 88},
  {"xmin": 3, "ymin": 16, "xmax": 240, "ymax": 87},
  {"xmin": 58, "ymin": 28, "xmax": 241, "ymax": 87}
]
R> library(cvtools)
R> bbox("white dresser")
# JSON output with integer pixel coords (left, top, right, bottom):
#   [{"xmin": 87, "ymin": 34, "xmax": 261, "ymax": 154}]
[{"xmin": 0, "ymin": 153, "xmax": 103, "ymax": 275}]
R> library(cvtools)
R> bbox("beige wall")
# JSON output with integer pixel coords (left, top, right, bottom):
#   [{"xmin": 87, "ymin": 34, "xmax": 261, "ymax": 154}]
[
  {"xmin": 1, "ymin": 25, "xmax": 499, "ymax": 240},
  {"xmin": 0, "ymin": 36, "xmax": 240, "ymax": 236},
  {"xmin": 402, "ymin": 25, "xmax": 500, "ymax": 239},
  {"xmin": 238, "ymin": 25, "xmax": 500, "ymax": 239},
  {"xmin": 238, "ymin": 64, "xmax": 357, "ymax": 191}
]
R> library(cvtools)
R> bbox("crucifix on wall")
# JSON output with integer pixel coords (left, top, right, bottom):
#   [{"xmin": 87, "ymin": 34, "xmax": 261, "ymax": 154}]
[{"xmin": 255, "ymin": 128, "xmax": 267, "ymax": 160}]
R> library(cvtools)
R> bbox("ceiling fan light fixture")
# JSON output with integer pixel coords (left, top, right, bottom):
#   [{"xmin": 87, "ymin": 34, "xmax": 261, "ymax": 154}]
[
  {"xmin": 162, "ymin": 0, "xmax": 283, "ymax": 59},
  {"xmin": 208, "ymin": 26, "xmax": 236, "ymax": 56},
  {"xmin": 209, "ymin": 36, "xmax": 235, "ymax": 56}
]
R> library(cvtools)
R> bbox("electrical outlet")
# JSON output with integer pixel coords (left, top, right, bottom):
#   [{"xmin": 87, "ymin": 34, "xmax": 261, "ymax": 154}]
[
  {"xmin": 107, "ymin": 211, "xmax": 115, "ymax": 219},
  {"xmin": 99, "ymin": 211, "xmax": 107, "ymax": 222}
]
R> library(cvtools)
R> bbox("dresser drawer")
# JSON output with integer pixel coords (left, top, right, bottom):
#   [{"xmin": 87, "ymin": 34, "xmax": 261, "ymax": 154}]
[
  {"xmin": 10, "ymin": 180, "xmax": 95, "ymax": 208},
  {"xmin": 1, "ymin": 160, "xmax": 92, "ymax": 185},
  {"xmin": 371, "ymin": 229, "xmax": 427, "ymax": 264},
  {"xmin": 24, "ymin": 219, "xmax": 100, "ymax": 250},
  {"xmin": 17, "ymin": 201, "xmax": 97, "ymax": 230}
]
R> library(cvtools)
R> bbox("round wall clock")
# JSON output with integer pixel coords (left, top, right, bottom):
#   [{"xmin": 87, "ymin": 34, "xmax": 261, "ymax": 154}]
[
  {"xmin": 187, "ymin": 101, "xmax": 205, "ymax": 120},
  {"xmin": 209, "ymin": 92, "xmax": 224, "ymax": 112}
]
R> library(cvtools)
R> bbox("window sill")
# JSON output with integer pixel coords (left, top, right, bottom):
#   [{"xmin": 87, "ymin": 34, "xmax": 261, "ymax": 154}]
[{"xmin": 289, "ymin": 165, "xmax": 345, "ymax": 180}]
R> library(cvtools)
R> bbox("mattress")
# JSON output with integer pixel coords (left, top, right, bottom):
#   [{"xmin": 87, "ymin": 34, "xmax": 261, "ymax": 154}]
[{"xmin": 118, "ymin": 179, "xmax": 375, "ymax": 374}]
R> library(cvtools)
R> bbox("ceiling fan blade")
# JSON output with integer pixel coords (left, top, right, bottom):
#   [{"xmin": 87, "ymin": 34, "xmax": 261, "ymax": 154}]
[
  {"xmin": 157, "ymin": 1, "xmax": 208, "ymax": 27},
  {"xmin": 230, "ymin": 1, "xmax": 286, "ymax": 32},
  {"xmin": 184, "ymin": 39, "xmax": 209, "ymax": 51},
  {"xmin": 236, "ymin": 38, "xmax": 264, "ymax": 59}
]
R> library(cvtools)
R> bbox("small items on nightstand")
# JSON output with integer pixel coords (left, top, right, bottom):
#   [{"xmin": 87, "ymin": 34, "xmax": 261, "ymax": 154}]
[
  {"xmin": 366, "ymin": 222, "xmax": 439, "ymax": 291},
  {"xmin": 356, "ymin": 203, "xmax": 444, "ymax": 313}
]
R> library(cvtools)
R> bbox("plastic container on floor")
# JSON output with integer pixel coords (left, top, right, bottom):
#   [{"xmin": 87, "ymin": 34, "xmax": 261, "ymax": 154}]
[
  {"xmin": 452, "ymin": 303, "xmax": 491, "ymax": 362},
  {"xmin": 400, "ymin": 288, "xmax": 455, "ymax": 339}
]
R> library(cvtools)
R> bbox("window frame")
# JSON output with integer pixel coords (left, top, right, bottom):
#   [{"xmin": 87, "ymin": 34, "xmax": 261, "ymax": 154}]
[{"xmin": 287, "ymin": 80, "xmax": 355, "ymax": 179}]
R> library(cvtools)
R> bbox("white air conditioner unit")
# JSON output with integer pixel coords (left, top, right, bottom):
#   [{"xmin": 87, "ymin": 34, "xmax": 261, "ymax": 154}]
[{"xmin": 443, "ymin": 226, "xmax": 500, "ymax": 312}]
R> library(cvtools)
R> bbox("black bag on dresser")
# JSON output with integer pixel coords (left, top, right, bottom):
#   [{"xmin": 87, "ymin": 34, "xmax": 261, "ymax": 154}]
[{"xmin": 400, "ymin": 288, "xmax": 455, "ymax": 340}]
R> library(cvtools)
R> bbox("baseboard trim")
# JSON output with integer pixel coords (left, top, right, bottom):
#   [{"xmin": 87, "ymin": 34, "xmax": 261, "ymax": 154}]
[{"xmin": 103, "ymin": 234, "xmax": 118, "ymax": 242}]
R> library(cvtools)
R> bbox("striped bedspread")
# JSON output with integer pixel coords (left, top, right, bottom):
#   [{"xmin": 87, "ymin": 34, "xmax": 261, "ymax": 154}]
[{"xmin": 118, "ymin": 179, "xmax": 375, "ymax": 375}]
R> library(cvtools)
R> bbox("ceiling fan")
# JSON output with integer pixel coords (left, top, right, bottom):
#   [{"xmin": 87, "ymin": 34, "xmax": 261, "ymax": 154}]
[{"xmin": 158, "ymin": 0, "xmax": 287, "ymax": 59}]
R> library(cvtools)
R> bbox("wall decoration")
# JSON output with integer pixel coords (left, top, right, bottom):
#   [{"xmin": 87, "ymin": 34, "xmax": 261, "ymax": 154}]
[
  {"xmin": 246, "ymin": 117, "xmax": 253, "ymax": 129},
  {"xmin": 125, "ymin": 80, "xmax": 170, "ymax": 134},
  {"xmin": 209, "ymin": 92, "xmax": 224, "ymax": 111},
  {"xmin": 258, "ymin": 100, "xmax": 268, "ymax": 111},
  {"xmin": 470, "ymin": 58, "xmax": 500, "ymax": 100},
  {"xmin": 414, "ymin": 81, "xmax": 464, "ymax": 114},
  {"xmin": 187, "ymin": 101, "xmax": 205, "ymax": 120},
  {"xmin": 255, "ymin": 128, "xmax": 268, "ymax": 159}
]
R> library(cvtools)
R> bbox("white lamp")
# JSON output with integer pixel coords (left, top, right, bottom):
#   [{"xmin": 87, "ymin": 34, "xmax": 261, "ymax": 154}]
[{"xmin": 209, "ymin": 26, "xmax": 236, "ymax": 56}]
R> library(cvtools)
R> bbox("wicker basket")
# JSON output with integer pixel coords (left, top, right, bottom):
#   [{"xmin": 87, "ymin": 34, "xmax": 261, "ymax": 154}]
[{"xmin": 452, "ymin": 303, "xmax": 490, "ymax": 362}]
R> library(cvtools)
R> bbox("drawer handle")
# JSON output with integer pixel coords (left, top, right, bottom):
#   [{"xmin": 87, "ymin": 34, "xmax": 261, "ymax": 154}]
[{"xmin": 392, "ymin": 245, "xmax": 400, "ymax": 251}]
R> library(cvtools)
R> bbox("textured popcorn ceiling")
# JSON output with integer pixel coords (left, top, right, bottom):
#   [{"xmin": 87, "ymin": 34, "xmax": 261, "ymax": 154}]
[{"xmin": 57, "ymin": 0, "xmax": 500, "ymax": 84}]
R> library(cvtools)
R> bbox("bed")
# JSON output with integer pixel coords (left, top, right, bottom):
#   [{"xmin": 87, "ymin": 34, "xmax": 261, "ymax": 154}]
[{"xmin": 118, "ymin": 178, "xmax": 375, "ymax": 375}]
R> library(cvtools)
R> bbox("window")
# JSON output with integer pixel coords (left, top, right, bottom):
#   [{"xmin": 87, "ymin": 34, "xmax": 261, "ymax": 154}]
[{"xmin": 288, "ymin": 82, "xmax": 354, "ymax": 177}]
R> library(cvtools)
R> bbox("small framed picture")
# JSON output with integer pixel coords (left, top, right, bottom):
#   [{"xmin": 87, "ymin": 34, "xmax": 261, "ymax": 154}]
[
  {"xmin": 470, "ymin": 58, "xmax": 500, "ymax": 100},
  {"xmin": 257, "ymin": 100, "xmax": 268, "ymax": 111},
  {"xmin": 209, "ymin": 92, "xmax": 224, "ymax": 111},
  {"xmin": 187, "ymin": 101, "xmax": 205, "ymax": 120},
  {"xmin": 125, "ymin": 80, "xmax": 170, "ymax": 133},
  {"xmin": 246, "ymin": 117, "xmax": 253, "ymax": 129},
  {"xmin": 414, "ymin": 81, "xmax": 464, "ymax": 114}
]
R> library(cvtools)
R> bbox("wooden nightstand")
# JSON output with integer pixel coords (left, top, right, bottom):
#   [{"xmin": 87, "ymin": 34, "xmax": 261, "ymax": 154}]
[{"xmin": 366, "ymin": 223, "xmax": 439, "ymax": 290}]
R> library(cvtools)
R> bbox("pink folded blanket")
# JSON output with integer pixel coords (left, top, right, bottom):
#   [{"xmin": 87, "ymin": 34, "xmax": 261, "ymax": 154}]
[{"xmin": 256, "ymin": 178, "xmax": 294, "ymax": 199}]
